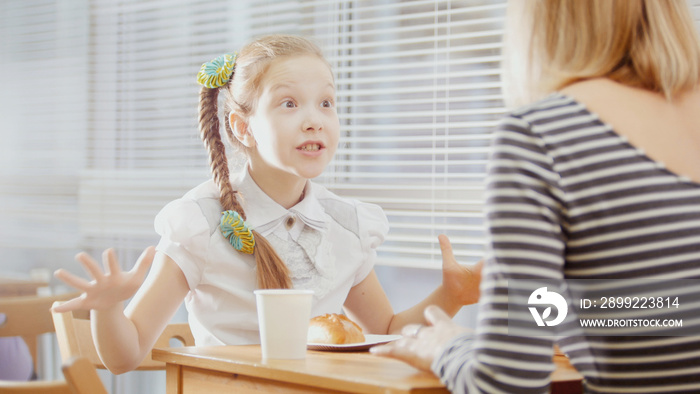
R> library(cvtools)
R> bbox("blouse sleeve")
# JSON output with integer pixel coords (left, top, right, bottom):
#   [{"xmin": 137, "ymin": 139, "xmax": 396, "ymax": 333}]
[
  {"xmin": 431, "ymin": 113, "xmax": 567, "ymax": 393},
  {"xmin": 154, "ymin": 198, "xmax": 213, "ymax": 290},
  {"xmin": 353, "ymin": 202, "xmax": 389, "ymax": 286}
]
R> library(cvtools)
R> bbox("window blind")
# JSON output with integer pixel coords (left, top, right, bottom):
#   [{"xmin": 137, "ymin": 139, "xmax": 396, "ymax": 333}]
[
  {"xmin": 78, "ymin": 0, "xmax": 229, "ymax": 252},
  {"xmin": 0, "ymin": 0, "xmax": 89, "ymax": 250}
]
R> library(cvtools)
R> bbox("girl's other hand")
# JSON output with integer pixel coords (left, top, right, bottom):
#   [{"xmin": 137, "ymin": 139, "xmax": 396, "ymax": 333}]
[
  {"xmin": 439, "ymin": 234, "xmax": 482, "ymax": 305},
  {"xmin": 52, "ymin": 246, "xmax": 156, "ymax": 313},
  {"xmin": 370, "ymin": 305, "xmax": 470, "ymax": 372}
]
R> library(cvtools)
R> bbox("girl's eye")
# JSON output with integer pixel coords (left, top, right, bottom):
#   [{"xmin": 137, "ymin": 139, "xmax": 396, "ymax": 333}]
[
  {"xmin": 321, "ymin": 100, "xmax": 333, "ymax": 108},
  {"xmin": 283, "ymin": 100, "xmax": 296, "ymax": 108}
]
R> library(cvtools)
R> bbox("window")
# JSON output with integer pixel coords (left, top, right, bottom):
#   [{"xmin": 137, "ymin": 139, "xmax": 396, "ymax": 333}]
[{"xmin": 3, "ymin": 0, "xmax": 700, "ymax": 269}]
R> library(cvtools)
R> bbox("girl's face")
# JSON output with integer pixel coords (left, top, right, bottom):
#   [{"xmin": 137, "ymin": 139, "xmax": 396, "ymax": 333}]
[{"xmin": 242, "ymin": 55, "xmax": 339, "ymax": 187}]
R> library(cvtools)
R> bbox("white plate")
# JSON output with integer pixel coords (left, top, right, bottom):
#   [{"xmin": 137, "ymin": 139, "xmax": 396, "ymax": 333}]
[{"xmin": 307, "ymin": 334, "xmax": 402, "ymax": 352}]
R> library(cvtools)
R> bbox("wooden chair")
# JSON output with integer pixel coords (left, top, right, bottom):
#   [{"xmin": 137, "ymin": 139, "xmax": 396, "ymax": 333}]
[
  {"xmin": 0, "ymin": 356, "xmax": 108, "ymax": 394},
  {"xmin": 62, "ymin": 356, "xmax": 109, "ymax": 394},
  {"xmin": 0, "ymin": 277, "xmax": 49, "ymax": 298},
  {"xmin": 52, "ymin": 301, "xmax": 195, "ymax": 370},
  {"xmin": 0, "ymin": 379, "xmax": 73, "ymax": 394},
  {"xmin": 0, "ymin": 292, "xmax": 81, "ymax": 374}
]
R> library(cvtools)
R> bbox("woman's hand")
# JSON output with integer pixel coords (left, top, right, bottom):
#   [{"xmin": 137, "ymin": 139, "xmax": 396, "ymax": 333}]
[
  {"xmin": 439, "ymin": 234, "xmax": 482, "ymax": 305},
  {"xmin": 52, "ymin": 246, "xmax": 155, "ymax": 313},
  {"xmin": 371, "ymin": 305, "xmax": 471, "ymax": 372}
]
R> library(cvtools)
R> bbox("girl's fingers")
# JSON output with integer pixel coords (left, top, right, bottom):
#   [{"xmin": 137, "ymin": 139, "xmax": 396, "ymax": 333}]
[
  {"xmin": 76, "ymin": 252, "xmax": 105, "ymax": 280},
  {"xmin": 131, "ymin": 246, "xmax": 156, "ymax": 277},
  {"xmin": 51, "ymin": 295, "xmax": 85, "ymax": 313},
  {"xmin": 473, "ymin": 259, "xmax": 484, "ymax": 276},
  {"xmin": 438, "ymin": 234, "xmax": 457, "ymax": 268},
  {"xmin": 103, "ymin": 248, "xmax": 120, "ymax": 276},
  {"xmin": 54, "ymin": 269, "xmax": 92, "ymax": 291}
]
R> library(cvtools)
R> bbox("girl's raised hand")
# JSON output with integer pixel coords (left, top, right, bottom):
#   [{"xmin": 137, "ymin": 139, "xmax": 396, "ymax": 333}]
[
  {"xmin": 52, "ymin": 246, "xmax": 155, "ymax": 313},
  {"xmin": 439, "ymin": 234, "xmax": 483, "ymax": 306}
]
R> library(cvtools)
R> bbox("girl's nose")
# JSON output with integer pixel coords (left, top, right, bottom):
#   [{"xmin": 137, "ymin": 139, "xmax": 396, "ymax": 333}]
[{"xmin": 302, "ymin": 109, "xmax": 323, "ymax": 132}]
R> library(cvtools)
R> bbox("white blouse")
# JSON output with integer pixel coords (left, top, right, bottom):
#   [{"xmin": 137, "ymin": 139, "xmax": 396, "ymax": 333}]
[{"xmin": 154, "ymin": 169, "xmax": 388, "ymax": 346}]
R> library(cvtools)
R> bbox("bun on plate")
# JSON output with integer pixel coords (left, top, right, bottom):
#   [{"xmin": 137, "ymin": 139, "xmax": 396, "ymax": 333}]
[{"xmin": 307, "ymin": 313, "xmax": 365, "ymax": 344}]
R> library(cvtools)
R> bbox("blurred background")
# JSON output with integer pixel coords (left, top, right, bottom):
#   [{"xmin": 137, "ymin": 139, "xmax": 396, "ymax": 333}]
[{"xmin": 2, "ymin": 0, "xmax": 699, "ymax": 392}]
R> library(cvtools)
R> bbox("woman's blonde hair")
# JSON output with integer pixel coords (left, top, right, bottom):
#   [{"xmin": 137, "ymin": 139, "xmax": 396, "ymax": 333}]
[
  {"xmin": 198, "ymin": 34, "xmax": 328, "ymax": 289},
  {"xmin": 502, "ymin": 0, "xmax": 700, "ymax": 107}
]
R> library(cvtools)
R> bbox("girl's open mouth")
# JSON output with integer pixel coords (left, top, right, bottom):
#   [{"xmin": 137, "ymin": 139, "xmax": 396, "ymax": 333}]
[{"xmin": 299, "ymin": 143, "xmax": 321, "ymax": 152}]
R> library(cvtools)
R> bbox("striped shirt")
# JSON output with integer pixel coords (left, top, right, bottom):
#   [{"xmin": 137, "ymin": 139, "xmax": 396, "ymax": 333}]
[{"xmin": 431, "ymin": 94, "xmax": 700, "ymax": 393}]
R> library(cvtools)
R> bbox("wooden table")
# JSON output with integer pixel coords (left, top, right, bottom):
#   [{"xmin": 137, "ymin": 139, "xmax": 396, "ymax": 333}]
[
  {"xmin": 153, "ymin": 345, "xmax": 583, "ymax": 394},
  {"xmin": 0, "ymin": 276, "xmax": 49, "ymax": 297}
]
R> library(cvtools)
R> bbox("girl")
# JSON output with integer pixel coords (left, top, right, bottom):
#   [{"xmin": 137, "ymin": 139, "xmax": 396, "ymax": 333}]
[{"xmin": 54, "ymin": 34, "xmax": 481, "ymax": 374}]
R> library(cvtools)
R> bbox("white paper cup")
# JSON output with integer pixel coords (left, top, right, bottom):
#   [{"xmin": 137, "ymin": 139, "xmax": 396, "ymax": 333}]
[{"xmin": 254, "ymin": 289, "xmax": 314, "ymax": 359}]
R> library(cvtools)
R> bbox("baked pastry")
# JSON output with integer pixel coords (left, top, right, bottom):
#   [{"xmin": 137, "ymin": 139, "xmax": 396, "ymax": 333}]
[{"xmin": 307, "ymin": 313, "xmax": 365, "ymax": 344}]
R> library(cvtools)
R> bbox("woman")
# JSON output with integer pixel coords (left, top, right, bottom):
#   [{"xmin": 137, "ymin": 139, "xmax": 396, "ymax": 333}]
[{"xmin": 372, "ymin": 1, "xmax": 700, "ymax": 392}]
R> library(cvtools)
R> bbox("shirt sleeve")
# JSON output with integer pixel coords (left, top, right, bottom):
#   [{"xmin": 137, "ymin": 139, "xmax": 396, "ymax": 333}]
[
  {"xmin": 353, "ymin": 202, "xmax": 389, "ymax": 286},
  {"xmin": 154, "ymin": 197, "xmax": 213, "ymax": 290},
  {"xmin": 432, "ymin": 114, "xmax": 567, "ymax": 393},
  {"xmin": 430, "ymin": 332, "xmax": 477, "ymax": 394}
]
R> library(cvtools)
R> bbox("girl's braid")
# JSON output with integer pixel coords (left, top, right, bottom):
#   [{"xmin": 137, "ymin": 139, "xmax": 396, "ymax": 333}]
[
  {"xmin": 198, "ymin": 87, "xmax": 245, "ymax": 218},
  {"xmin": 199, "ymin": 85, "xmax": 291, "ymax": 289}
]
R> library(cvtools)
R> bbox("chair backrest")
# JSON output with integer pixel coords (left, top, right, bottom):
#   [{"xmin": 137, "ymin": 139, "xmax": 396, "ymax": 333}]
[
  {"xmin": 0, "ymin": 379, "xmax": 73, "ymax": 394},
  {"xmin": 0, "ymin": 356, "xmax": 107, "ymax": 394},
  {"xmin": 52, "ymin": 301, "xmax": 195, "ymax": 370},
  {"xmin": 0, "ymin": 292, "xmax": 81, "ymax": 372},
  {"xmin": 62, "ymin": 356, "xmax": 109, "ymax": 394}
]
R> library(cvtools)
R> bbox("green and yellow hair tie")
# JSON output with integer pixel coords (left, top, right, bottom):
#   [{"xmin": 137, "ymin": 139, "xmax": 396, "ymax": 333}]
[
  {"xmin": 196, "ymin": 52, "xmax": 237, "ymax": 89},
  {"xmin": 220, "ymin": 210, "xmax": 255, "ymax": 254}
]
